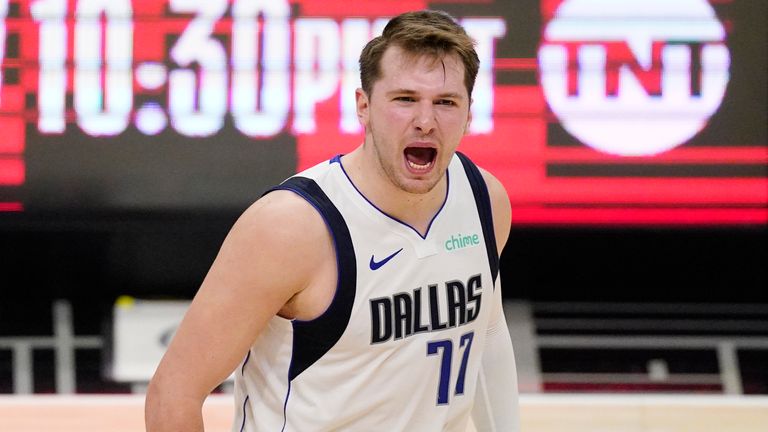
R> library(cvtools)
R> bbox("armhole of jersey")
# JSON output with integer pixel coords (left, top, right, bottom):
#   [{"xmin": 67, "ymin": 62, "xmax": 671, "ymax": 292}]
[
  {"xmin": 455, "ymin": 152, "xmax": 500, "ymax": 286},
  {"xmin": 263, "ymin": 176, "xmax": 357, "ymax": 380}
]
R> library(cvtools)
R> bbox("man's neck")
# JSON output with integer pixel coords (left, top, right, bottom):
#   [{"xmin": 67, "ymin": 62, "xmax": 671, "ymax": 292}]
[{"xmin": 341, "ymin": 148, "xmax": 447, "ymax": 236}]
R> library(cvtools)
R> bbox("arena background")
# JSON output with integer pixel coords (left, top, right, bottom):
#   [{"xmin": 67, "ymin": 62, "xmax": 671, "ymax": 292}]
[{"xmin": 0, "ymin": 0, "xmax": 766, "ymax": 429}]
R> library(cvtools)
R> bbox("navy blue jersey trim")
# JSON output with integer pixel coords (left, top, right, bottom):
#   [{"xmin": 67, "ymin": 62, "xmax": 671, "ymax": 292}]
[
  {"xmin": 239, "ymin": 395, "xmax": 249, "ymax": 432},
  {"xmin": 455, "ymin": 152, "xmax": 499, "ymax": 286},
  {"xmin": 331, "ymin": 154, "xmax": 449, "ymax": 240},
  {"xmin": 241, "ymin": 350, "xmax": 251, "ymax": 376},
  {"xmin": 280, "ymin": 380, "xmax": 291, "ymax": 432},
  {"xmin": 264, "ymin": 176, "xmax": 357, "ymax": 380}
]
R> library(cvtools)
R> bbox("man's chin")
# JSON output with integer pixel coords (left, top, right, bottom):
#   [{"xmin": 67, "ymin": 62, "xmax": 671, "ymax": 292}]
[{"xmin": 395, "ymin": 175, "xmax": 442, "ymax": 195}]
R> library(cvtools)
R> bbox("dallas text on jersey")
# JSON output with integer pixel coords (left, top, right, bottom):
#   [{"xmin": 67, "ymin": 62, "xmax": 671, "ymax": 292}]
[{"xmin": 369, "ymin": 274, "xmax": 483, "ymax": 344}]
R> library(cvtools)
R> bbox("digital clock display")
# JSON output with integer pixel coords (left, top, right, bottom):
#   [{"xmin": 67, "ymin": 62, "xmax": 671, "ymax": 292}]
[{"xmin": 1, "ymin": 0, "xmax": 766, "ymax": 225}]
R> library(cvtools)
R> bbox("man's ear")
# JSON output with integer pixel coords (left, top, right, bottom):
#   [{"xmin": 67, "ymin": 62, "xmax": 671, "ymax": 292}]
[{"xmin": 356, "ymin": 88, "xmax": 370, "ymax": 128}]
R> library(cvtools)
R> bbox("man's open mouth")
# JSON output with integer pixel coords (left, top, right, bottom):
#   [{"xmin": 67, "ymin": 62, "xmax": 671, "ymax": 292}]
[{"xmin": 404, "ymin": 147, "xmax": 437, "ymax": 171}]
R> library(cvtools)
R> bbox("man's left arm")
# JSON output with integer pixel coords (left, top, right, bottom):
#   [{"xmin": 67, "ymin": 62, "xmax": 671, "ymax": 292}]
[{"xmin": 472, "ymin": 169, "xmax": 520, "ymax": 431}]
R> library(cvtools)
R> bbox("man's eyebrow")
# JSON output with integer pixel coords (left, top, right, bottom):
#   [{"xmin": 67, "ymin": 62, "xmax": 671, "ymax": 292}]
[
  {"xmin": 435, "ymin": 92, "xmax": 465, "ymax": 99},
  {"xmin": 386, "ymin": 89, "xmax": 417, "ymax": 96},
  {"xmin": 385, "ymin": 89, "xmax": 466, "ymax": 99}
]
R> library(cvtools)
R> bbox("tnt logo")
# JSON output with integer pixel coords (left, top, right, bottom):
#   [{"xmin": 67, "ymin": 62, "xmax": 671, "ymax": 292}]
[{"xmin": 538, "ymin": 0, "xmax": 730, "ymax": 156}]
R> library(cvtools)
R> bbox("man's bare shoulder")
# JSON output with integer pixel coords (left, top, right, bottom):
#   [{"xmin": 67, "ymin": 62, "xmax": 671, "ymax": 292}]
[
  {"xmin": 212, "ymin": 189, "xmax": 332, "ymax": 298},
  {"xmin": 477, "ymin": 167, "xmax": 512, "ymax": 252},
  {"xmin": 231, "ymin": 189, "xmax": 337, "ymax": 319},
  {"xmin": 234, "ymin": 189, "xmax": 328, "ymax": 248}
]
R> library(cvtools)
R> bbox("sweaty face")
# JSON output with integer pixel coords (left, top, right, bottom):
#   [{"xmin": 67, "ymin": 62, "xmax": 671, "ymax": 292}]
[{"xmin": 357, "ymin": 45, "xmax": 472, "ymax": 195}]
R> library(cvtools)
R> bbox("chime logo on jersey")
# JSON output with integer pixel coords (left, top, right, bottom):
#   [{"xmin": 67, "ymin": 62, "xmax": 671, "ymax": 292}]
[{"xmin": 538, "ymin": 0, "xmax": 730, "ymax": 156}]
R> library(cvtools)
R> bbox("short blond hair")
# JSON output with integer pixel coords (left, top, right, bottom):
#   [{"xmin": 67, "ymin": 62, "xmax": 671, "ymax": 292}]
[{"xmin": 359, "ymin": 10, "xmax": 480, "ymax": 97}]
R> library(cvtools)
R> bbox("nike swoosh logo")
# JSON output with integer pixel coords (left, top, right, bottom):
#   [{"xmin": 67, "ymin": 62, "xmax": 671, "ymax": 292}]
[{"xmin": 369, "ymin": 248, "xmax": 403, "ymax": 270}]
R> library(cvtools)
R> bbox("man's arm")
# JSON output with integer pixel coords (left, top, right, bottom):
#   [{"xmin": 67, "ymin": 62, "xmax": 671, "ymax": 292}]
[
  {"xmin": 472, "ymin": 169, "xmax": 520, "ymax": 431},
  {"xmin": 145, "ymin": 190, "xmax": 333, "ymax": 431}
]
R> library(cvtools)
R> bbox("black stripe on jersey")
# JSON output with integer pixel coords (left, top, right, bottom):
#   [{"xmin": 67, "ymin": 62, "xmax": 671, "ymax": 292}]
[
  {"xmin": 455, "ymin": 152, "xmax": 500, "ymax": 286},
  {"xmin": 265, "ymin": 176, "xmax": 357, "ymax": 380}
]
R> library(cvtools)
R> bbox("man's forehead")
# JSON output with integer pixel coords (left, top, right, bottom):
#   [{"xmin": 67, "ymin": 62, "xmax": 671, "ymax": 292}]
[
  {"xmin": 382, "ymin": 45, "xmax": 464, "ymax": 73},
  {"xmin": 376, "ymin": 45, "xmax": 467, "ymax": 92}
]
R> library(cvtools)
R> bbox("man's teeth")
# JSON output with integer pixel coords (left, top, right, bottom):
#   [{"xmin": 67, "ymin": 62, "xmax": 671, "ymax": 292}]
[{"xmin": 407, "ymin": 160, "xmax": 433, "ymax": 170}]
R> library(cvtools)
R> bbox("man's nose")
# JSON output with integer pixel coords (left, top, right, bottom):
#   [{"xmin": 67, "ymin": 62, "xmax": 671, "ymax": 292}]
[{"xmin": 414, "ymin": 102, "xmax": 436, "ymax": 135}]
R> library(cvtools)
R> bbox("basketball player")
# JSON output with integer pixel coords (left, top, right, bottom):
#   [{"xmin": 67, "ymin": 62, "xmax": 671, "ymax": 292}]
[{"xmin": 146, "ymin": 10, "xmax": 519, "ymax": 432}]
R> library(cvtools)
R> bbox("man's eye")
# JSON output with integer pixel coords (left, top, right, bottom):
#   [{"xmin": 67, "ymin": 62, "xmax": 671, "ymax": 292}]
[
  {"xmin": 436, "ymin": 99, "xmax": 456, "ymax": 106},
  {"xmin": 395, "ymin": 97, "xmax": 415, "ymax": 102}
]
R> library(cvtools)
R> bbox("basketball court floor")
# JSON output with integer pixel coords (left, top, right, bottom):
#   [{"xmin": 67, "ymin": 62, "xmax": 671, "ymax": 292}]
[{"xmin": 0, "ymin": 393, "xmax": 766, "ymax": 431}]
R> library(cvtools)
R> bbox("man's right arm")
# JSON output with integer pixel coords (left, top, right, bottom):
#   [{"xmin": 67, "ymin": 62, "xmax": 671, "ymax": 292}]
[{"xmin": 145, "ymin": 190, "xmax": 332, "ymax": 431}]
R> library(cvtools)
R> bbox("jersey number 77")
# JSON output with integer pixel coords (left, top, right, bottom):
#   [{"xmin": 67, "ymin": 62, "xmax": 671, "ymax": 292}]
[{"xmin": 426, "ymin": 331, "xmax": 474, "ymax": 405}]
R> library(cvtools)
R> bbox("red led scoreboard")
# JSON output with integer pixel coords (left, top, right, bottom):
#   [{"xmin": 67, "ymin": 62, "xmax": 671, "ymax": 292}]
[{"xmin": 0, "ymin": 0, "xmax": 766, "ymax": 225}]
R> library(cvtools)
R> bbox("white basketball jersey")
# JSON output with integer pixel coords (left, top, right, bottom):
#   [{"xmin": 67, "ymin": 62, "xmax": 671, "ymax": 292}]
[{"xmin": 232, "ymin": 152, "xmax": 501, "ymax": 432}]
